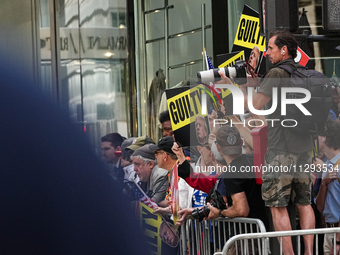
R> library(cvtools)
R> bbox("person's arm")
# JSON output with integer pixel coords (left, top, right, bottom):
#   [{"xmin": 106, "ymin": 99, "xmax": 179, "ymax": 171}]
[
  {"xmin": 172, "ymin": 142, "xmax": 186, "ymax": 164},
  {"xmin": 153, "ymin": 206, "xmax": 171, "ymax": 215},
  {"xmin": 315, "ymin": 179, "xmax": 328, "ymax": 213},
  {"xmin": 185, "ymin": 173, "xmax": 218, "ymax": 194},
  {"xmin": 207, "ymin": 192, "xmax": 249, "ymax": 219},
  {"xmin": 245, "ymin": 74, "xmax": 261, "ymax": 87},
  {"xmin": 315, "ymin": 164, "xmax": 337, "ymax": 213},
  {"xmin": 248, "ymin": 92, "xmax": 271, "ymax": 112},
  {"xmin": 176, "ymin": 159, "xmax": 218, "ymax": 194},
  {"xmin": 252, "ymin": 113, "xmax": 267, "ymax": 127},
  {"xmin": 217, "ymin": 71, "xmax": 271, "ymax": 113},
  {"xmin": 158, "ymin": 200, "xmax": 170, "ymax": 208}
]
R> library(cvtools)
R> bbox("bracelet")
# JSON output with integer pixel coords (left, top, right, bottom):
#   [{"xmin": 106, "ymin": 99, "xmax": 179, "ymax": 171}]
[{"xmin": 219, "ymin": 210, "xmax": 224, "ymax": 218}]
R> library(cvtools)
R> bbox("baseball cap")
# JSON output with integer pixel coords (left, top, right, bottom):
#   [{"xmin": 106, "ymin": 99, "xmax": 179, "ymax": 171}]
[
  {"xmin": 132, "ymin": 144, "xmax": 156, "ymax": 160},
  {"xmin": 120, "ymin": 137, "xmax": 136, "ymax": 159},
  {"xmin": 215, "ymin": 126, "xmax": 242, "ymax": 156},
  {"xmin": 127, "ymin": 135, "xmax": 155, "ymax": 151},
  {"xmin": 149, "ymin": 136, "xmax": 175, "ymax": 155}
]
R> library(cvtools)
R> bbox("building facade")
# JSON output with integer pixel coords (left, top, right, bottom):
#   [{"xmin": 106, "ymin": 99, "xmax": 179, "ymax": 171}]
[{"xmin": 1, "ymin": 0, "xmax": 339, "ymax": 156}]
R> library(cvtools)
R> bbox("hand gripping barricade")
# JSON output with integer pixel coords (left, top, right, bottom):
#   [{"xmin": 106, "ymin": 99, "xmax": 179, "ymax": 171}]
[
  {"xmin": 179, "ymin": 217, "xmax": 268, "ymax": 255},
  {"xmin": 214, "ymin": 227, "xmax": 340, "ymax": 255}
]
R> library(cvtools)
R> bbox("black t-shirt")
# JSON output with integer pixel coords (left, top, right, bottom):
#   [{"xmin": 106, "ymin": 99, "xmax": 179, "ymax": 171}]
[{"xmin": 222, "ymin": 154, "xmax": 268, "ymax": 228}]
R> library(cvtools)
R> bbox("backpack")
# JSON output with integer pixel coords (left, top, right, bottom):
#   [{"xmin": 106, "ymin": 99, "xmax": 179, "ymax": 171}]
[{"xmin": 277, "ymin": 63, "xmax": 332, "ymax": 135}]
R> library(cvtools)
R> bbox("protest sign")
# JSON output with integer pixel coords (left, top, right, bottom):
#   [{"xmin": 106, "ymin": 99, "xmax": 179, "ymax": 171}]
[
  {"xmin": 165, "ymin": 85, "xmax": 210, "ymax": 147},
  {"xmin": 216, "ymin": 50, "xmax": 245, "ymax": 69},
  {"xmin": 232, "ymin": 5, "xmax": 266, "ymax": 76},
  {"xmin": 138, "ymin": 202, "xmax": 180, "ymax": 255}
]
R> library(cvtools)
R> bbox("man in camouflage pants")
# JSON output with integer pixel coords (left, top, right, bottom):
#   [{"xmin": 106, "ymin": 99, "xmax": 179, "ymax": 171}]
[{"xmin": 250, "ymin": 29, "xmax": 315, "ymax": 255}]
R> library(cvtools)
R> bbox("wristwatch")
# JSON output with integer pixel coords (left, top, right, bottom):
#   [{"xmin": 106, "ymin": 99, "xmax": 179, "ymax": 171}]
[{"xmin": 219, "ymin": 210, "xmax": 224, "ymax": 218}]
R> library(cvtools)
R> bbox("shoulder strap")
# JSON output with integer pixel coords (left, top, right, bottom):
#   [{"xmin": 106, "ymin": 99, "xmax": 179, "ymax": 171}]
[
  {"xmin": 262, "ymin": 63, "xmax": 296, "ymax": 81},
  {"xmin": 277, "ymin": 64, "xmax": 296, "ymax": 74},
  {"xmin": 205, "ymin": 179, "xmax": 220, "ymax": 204}
]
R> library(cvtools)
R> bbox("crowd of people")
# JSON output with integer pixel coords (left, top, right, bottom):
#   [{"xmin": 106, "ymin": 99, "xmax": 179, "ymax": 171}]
[{"xmin": 101, "ymin": 29, "xmax": 340, "ymax": 255}]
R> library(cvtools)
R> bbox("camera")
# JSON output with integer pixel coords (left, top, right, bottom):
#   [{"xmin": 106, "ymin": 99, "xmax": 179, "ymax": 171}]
[
  {"xmin": 192, "ymin": 205, "xmax": 210, "ymax": 222},
  {"xmin": 192, "ymin": 190, "xmax": 227, "ymax": 222},
  {"xmin": 197, "ymin": 60, "xmax": 247, "ymax": 85}
]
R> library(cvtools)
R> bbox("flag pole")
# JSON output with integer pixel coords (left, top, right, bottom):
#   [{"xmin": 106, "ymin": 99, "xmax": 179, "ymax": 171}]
[{"xmin": 203, "ymin": 47, "xmax": 209, "ymax": 70}]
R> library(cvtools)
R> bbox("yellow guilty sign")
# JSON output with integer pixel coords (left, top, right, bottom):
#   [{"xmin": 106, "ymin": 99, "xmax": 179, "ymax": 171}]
[
  {"xmin": 167, "ymin": 85, "xmax": 207, "ymax": 131},
  {"xmin": 217, "ymin": 51, "xmax": 243, "ymax": 98},
  {"xmin": 218, "ymin": 51, "xmax": 245, "ymax": 68},
  {"xmin": 234, "ymin": 14, "xmax": 265, "ymax": 51},
  {"xmin": 139, "ymin": 203, "xmax": 162, "ymax": 255}
]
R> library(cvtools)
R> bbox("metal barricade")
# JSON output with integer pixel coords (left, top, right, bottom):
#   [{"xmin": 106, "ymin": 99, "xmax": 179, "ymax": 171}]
[
  {"xmin": 179, "ymin": 217, "xmax": 267, "ymax": 255},
  {"xmin": 216, "ymin": 227, "xmax": 340, "ymax": 255}
]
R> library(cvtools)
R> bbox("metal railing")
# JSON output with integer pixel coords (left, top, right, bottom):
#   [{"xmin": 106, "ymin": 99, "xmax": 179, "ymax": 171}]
[
  {"xmin": 215, "ymin": 227, "xmax": 340, "ymax": 255},
  {"xmin": 179, "ymin": 217, "xmax": 267, "ymax": 255}
]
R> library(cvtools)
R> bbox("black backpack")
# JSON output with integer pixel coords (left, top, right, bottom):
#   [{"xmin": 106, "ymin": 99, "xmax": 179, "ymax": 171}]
[{"xmin": 277, "ymin": 63, "xmax": 332, "ymax": 135}]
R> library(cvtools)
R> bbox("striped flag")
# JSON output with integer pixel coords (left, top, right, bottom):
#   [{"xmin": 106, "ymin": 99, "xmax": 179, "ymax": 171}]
[
  {"xmin": 203, "ymin": 47, "xmax": 215, "ymax": 70},
  {"xmin": 206, "ymin": 54, "xmax": 214, "ymax": 70},
  {"xmin": 131, "ymin": 181, "xmax": 158, "ymax": 210},
  {"xmin": 204, "ymin": 48, "xmax": 221, "ymax": 93}
]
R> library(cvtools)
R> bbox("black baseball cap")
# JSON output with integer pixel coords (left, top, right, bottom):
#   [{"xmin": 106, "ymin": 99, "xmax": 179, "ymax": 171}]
[
  {"xmin": 149, "ymin": 136, "xmax": 175, "ymax": 155},
  {"xmin": 215, "ymin": 126, "xmax": 242, "ymax": 156}
]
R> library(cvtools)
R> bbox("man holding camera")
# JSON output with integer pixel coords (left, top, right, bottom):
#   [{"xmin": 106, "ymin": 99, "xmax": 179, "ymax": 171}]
[
  {"xmin": 206, "ymin": 126, "xmax": 267, "ymax": 225},
  {"xmin": 220, "ymin": 29, "xmax": 315, "ymax": 255},
  {"xmin": 173, "ymin": 126, "xmax": 267, "ymax": 228},
  {"xmin": 258, "ymin": 29, "xmax": 314, "ymax": 255}
]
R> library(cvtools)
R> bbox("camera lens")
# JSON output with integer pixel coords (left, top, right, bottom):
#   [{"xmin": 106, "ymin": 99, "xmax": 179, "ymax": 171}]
[
  {"xmin": 192, "ymin": 205, "xmax": 210, "ymax": 221},
  {"xmin": 197, "ymin": 60, "xmax": 247, "ymax": 84}
]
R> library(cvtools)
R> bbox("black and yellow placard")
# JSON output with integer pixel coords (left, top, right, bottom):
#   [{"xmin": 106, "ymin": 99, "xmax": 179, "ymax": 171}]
[
  {"xmin": 218, "ymin": 51, "xmax": 245, "ymax": 69},
  {"xmin": 139, "ymin": 203, "xmax": 162, "ymax": 255},
  {"xmin": 233, "ymin": 7, "xmax": 265, "ymax": 51},
  {"xmin": 166, "ymin": 85, "xmax": 211, "ymax": 147},
  {"xmin": 138, "ymin": 202, "xmax": 180, "ymax": 255},
  {"xmin": 232, "ymin": 4, "xmax": 267, "ymax": 76},
  {"xmin": 166, "ymin": 85, "xmax": 206, "ymax": 132},
  {"xmin": 216, "ymin": 51, "xmax": 244, "ymax": 98}
]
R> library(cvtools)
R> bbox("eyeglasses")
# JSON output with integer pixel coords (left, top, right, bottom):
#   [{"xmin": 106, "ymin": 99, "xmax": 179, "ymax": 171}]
[{"xmin": 154, "ymin": 150, "xmax": 170, "ymax": 156}]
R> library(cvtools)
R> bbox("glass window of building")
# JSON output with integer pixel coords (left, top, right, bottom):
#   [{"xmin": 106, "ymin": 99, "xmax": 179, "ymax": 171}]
[{"xmin": 40, "ymin": 0, "xmax": 130, "ymax": 156}]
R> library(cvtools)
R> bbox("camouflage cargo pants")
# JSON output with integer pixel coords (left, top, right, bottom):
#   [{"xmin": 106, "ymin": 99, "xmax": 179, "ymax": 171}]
[{"xmin": 262, "ymin": 149, "xmax": 312, "ymax": 207}]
